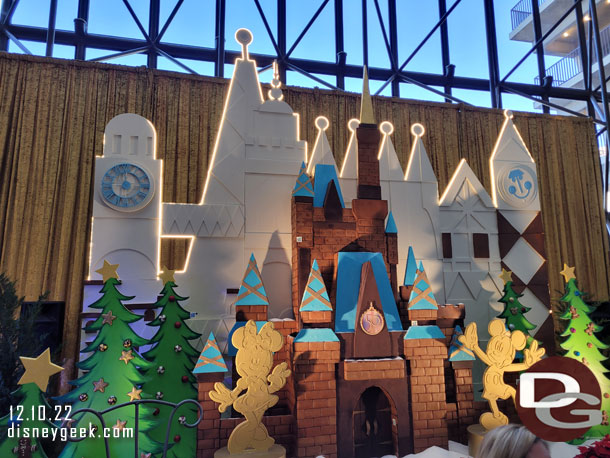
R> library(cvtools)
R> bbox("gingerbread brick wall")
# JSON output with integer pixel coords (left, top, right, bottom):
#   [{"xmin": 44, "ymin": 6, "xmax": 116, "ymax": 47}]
[
  {"xmin": 404, "ymin": 338, "xmax": 449, "ymax": 452},
  {"xmin": 453, "ymin": 365, "xmax": 475, "ymax": 444},
  {"xmin": 293, "ymin": 198, "xmax": 395, "ymax": 315},
  {"xmin": 356, "ymin": 125, "xmax": 381, "ymax": 191},
  {"xmin": 235, "ymin": 304, "xmax": 267, "ymax": 321},
  {"xmin": 445, "ymin": 402, "xmax": 459, "ymax": 442},
  {"xmin": 342, "ymin": 358, "xmax": 405, "ymax": 381},
  {"xmin": 196, "ymin": 373, "xmax": 224, "ymax": 458},
  {"xmin": 271, "ymin": 319, "xmax": 298, "ymax": 413},
  {"xmin": 291, "ymin": 336, "xmax": 340, "ymax": 458},
  {"xmin": 292, "ymin": 197, "xmax": 314, "ymax": 320}
]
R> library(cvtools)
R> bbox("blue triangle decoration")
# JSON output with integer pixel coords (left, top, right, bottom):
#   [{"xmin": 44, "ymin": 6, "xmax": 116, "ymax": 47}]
[
  {"xmin": 193, "ymin": 332, "xmax": 228, "ymax": 373},
  {"xmin": 313, "ymin": 164, "xmax": 345, "ymax": 208},
  {"xmin": 449, "ymin": 325, "xmax": 475, "ymax": 361},
  {"xmin": 385, "ymin": 211, "xmax": 397, "ymax": 234},
  {"xmin": 236, "ymin": 254, "xmax": 269, "ymax": 306},
  {"xmin": 300, "ymin": 259, "xmax": 332, "ymax": 311},
  {"xmin": 408, "ymin": 262, "xmax": 438, "ymax": 310},
  {"xmin": 292, "ymin": 162, "xmax": 314, "ymax": 197},
  {"xmin": 404, "ymin": 246, "xmax": 417, "ymax": 286}
]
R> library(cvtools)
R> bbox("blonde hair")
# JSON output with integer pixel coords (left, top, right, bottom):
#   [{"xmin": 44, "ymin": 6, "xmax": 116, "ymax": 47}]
[{"xmin": 477, "ymin": 424, "xmax": 548, "ymax": 458}]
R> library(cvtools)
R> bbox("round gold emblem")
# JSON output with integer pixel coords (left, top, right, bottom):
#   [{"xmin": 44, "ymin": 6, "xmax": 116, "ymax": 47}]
[{"xmin": 360, "ymin": 302, "xmax": 385, "ymax": 336}]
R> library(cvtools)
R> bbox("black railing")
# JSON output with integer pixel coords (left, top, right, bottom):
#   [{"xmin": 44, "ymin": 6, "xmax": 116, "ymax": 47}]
[
  {"xmin": 60, "ymin": 398, "xmax": 203, "ymax": 458},
  {"xmin": 511, "ymin": 0, "xmax": 548, "ymax": 30},
  {"xmin": 535, "ymin": 48, "xmax": 581, "ymax": 86},
  {"xmin": 535, "ymin": 23, "xmax": 610, "ymax": 87}
]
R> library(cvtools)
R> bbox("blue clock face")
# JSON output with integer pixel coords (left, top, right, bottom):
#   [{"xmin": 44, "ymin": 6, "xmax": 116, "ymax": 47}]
[{"xmin": 100, "ymin": 163, "xmax": 154, "ymax": 211}]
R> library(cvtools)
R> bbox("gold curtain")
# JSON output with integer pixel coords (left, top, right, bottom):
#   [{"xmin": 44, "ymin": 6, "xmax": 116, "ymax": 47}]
[{"xmin": 0, "ymin": 53, "xmax": 608, "ymax": 370}]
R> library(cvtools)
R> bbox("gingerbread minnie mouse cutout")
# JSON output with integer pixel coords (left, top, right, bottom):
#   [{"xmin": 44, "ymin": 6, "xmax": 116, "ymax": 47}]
[
  {"xmin": 459, "ymin": 319, "xmax": 545, "ymax": 430},
  {"xmin": 209, "ymin": 320, "xmax": 291, "ymax": 454}
]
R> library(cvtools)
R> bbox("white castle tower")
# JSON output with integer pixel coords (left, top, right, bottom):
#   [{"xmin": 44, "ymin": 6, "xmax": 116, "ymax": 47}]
[
  {"xmin": 490, "ymin": 110, "xmax": 550, "ymax": 335},
  {"xmin": 87, "ymin": 113, "xmax": 162, "ymax": 300},
  {"xmin": 439, "ymin": 159, "xmax": 502, "ymax": 324},
  {"xmin": 161, "ymin": 29, "xmax": 306, "ymax": 343},
  {"xmin": 392, "ymin": 123, "xmax": 445, "ymax": 302}
]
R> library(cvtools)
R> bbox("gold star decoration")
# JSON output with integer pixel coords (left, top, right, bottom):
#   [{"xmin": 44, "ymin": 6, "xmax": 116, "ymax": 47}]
[
  {"xmin": 126, "ymin": 386, "xmax": 142, "ymax": 401},
  {"xmin": 499, "ymin": 268, "xmax": 513, "ymax": 285},
  {"xmin": 158, "ymin": 266, "xmax": 175, "ymax": 285},
  {"xmin": 119, "ymin": 350, "xmax": 134, "ymax": 365},
  {"xmin": 113, "ymin": 419, "xmax": 128, "ymax": 431},
  {"xmin": 92, "ymin": 378, "xmax": 108, "ymax": 393},
  {"xmin": 560, "ymin": 263, "xmax": 576, "ymax": 283},
  {"xmin": 95, "ymin": 260, "xmax": 119, "ymax": 282},
  {"xmin": 17, "ymin": 348, "xmax": 64, "ymax": 391},
  {"xmin": 102, "ymin": 311, "xmax": 116, "ymax": 326}
]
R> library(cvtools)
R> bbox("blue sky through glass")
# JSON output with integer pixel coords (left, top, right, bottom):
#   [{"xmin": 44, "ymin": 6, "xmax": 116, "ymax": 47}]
[{"xmin": 7, "ymin": 0, "xmax": 546, "ymax": 112}]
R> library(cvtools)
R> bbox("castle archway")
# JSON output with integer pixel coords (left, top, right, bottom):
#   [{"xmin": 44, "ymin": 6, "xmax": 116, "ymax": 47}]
[{"xmin": 353, "ymin": 386, "xmax": 395, "ymax": 458}]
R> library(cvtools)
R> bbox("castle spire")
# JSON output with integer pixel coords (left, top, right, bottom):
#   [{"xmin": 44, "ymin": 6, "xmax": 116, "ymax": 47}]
[{"xmin": 360, "ymin": 66, "xmax": 375, "ymax": 125}]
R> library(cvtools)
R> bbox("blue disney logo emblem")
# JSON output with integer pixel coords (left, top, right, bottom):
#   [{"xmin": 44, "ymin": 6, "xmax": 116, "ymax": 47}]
[{"xmin": 507, "ymin": 168, "xmax": 532, "ymax": 200}]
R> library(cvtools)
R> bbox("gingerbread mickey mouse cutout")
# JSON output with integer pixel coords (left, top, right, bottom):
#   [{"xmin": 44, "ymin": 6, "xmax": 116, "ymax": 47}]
[
  {"xmin": 209, "ymin": 320, "xmax": 291, "ymax": 454},
  {"xmin": 459, "ymin": 319, "xmax": 545, "ymax": 430}
]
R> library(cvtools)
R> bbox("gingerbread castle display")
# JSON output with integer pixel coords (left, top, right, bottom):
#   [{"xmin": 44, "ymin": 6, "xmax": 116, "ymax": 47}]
[
  {"xmin": 194, "ymin": 102, "xmax": 480, "ymax": 456},
  {"xmin": 82, "ymin": 29, "xmax": 551, "ymax": 458}
]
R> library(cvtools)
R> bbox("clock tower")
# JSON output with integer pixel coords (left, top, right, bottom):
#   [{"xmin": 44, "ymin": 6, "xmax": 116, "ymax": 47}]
[{"xmin": 88, "ymin": 113, "xmax": 161, "ymax": 299}]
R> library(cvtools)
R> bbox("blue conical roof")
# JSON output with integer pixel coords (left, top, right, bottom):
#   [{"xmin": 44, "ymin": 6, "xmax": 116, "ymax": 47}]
[
  {"xmin": 313, "ymin": 164, "xmax": 345, "ymax": 208},
  {"xmin": 193, "ymin": 332, "xmax": 228, "ymax": 373},
  {"xmin": 385, "ymin": 211, "xmax": 397, "ymax": 234},
  {"xmin": 300, "ymin": 259, "xmax": 332, "ymax": 311},
  {"xmin": 404, "ymin": 246, "xmax": 417, "ymax": 286},
  {"xmin": 292, "ymin": 162, "xmax": 314, "ymax": 197},
  {"xmin": 236, "ymin": 254, "xmax": 269, "ymax": 306},
  {"xmin": 449, "ymin": 325, "xmax": 475, "ymax": 362},
  {"xmin": 408, "ymin": 262, "xmax": 437, "ymax": 310}
]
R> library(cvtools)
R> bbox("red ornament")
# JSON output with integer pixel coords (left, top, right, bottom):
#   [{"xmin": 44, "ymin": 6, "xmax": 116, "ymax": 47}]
[
  {"xmin": 153, "ymin": 408, "xmax": 160, "ymax": 416},
  {"xmin": 181, "ymin": 375, "xmax": 188, "ymax": 383},
  {"xmin": 174, "ymin": 321, "xmax": 182, "ymax": 329},
  {"xmin": 604, "ymin": 393, "xmax": 609, "ymax": 399},
  {"xmin": 169, "ymin": 295, "xmax": 176, "ymax": 302},
  {"xmin": 570, "ymin": 327, "xmax": 576, "ymax": 333},
  {"xmin": 521, "ymin": 307, "xmax": 527, "ymax": 313},
  {"xmin": 174, "ymin": 435, "xmax": 181, "ymax": 443}
]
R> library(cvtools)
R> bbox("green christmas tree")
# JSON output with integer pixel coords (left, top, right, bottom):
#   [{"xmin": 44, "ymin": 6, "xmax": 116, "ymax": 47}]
[
  {"xmin": 57, "ymin": 260, "xmax": 161, "ymax": 457},
  {"xmin": 559, "ymin": 264, "xmax": 610, "ymax": 438},
  {"xmin": 497, "ymin": 269, "xmax": 537, "ymax": 345},
  {"xmin": 0, "ymin": 348, "xmax": 63, "ymax": 457},
  {"xmin": 141, "ymin": 268, "xmax": 201, "ymax": 457}
]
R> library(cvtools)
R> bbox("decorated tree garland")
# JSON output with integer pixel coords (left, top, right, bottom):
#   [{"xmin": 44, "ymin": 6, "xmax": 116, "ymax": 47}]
[
  {"xmin": 497, "ymin": 268, "xmax": 537, "ymax": 346},
  {"xmin": 56, "ymin": 261, "xmax": 161, "ymax": 457},
  {"xmin": 559, "ymin": 264, "xmax": 610, "ymax": 439},
  {"xmin": 0, "ymin": 349, "xmax": 63, "ymax": 457},
  {"xmin": 141, "ymin": 267, "xmax": 201, "ymax": 457}
]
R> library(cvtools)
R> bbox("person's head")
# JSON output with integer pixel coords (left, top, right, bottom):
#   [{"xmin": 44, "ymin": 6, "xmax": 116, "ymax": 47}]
[{"xmin": 477, "ymin": 424, "xmax": 550, "ymax": 458}]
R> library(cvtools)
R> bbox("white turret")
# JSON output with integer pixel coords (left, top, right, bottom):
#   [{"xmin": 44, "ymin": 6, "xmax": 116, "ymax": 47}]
[
  {"xmin": 339, "ymin": 118, "xmax": 359, "ymax": 204},
  {"xmin": 386, "ymin": 123, "xmax": 445, "ymax": 302},
  {"xmin": 161, "ymin": 29, "xmax": 305, "ymax": 346},
  {"xmin": 490, "ymin": 110, "xmax": 549, "ymax": 336},
  {"xmin": 89, "ymin": 113, "xmax": 162, "ymax": 299}
]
